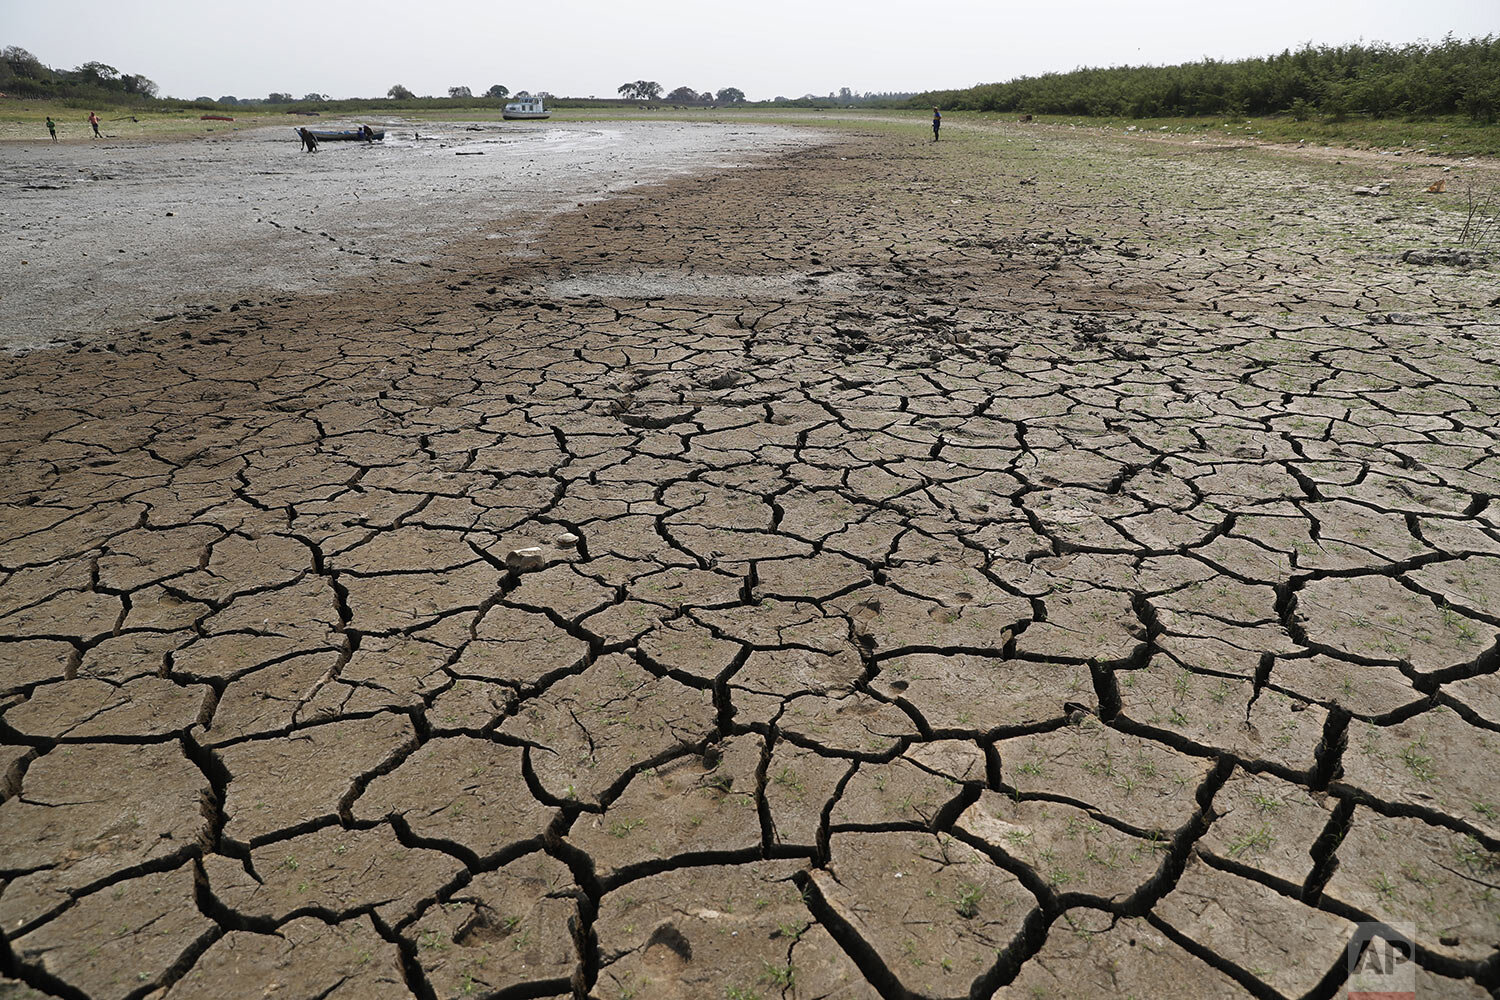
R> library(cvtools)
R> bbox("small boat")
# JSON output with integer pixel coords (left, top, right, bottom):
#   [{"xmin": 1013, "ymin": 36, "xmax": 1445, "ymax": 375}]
[
  {"xmin": 201, "ymin": 115, "xmax": 234, "ymax": 121},
  {"xmin": 502, "ymin": 97, "xmax": 550, "ymax": 120},
  {"xmin": 299, "ymin": 127, "xmax": 385, "ymax": 142}
]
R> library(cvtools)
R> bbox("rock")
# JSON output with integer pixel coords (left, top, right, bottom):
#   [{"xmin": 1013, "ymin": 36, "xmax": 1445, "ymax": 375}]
[
  {"xmin": 505, "ymin": 546, "xmax": 546, "ymax": 571},
  {"xmin": 556, "ymin": 532, "xmax": 579, "ymax": 547},
  {"xmin": 507, "ymin": 548, "xmax": 549, "ymax": 569},
  {"xmin": 701, "ymin": 370, "xmax": 741, "ymax": 390},
  {"xmin": 1353, "ymin": 183, "xmax": 1390, "ymax": 196},
  {"xmin": 1401, "ymin": 248, "xmax": 1482, "ymax": 267}
]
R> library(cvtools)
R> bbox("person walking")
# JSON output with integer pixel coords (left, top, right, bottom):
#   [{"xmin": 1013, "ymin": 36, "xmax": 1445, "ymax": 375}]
[
  {"xmin": 89, "ymin": 111, "xmax": 101, "ymax": 138},
  {"xmin": 45, "ymin": 116, "xmax": 57, "ymax": 142},
  {"xmin": 931, "ymin": 107, "xmax": 941, "ymax": 142},
  {"xmin": 299, "ymin": 127, "xmax": 319, "ymax": 153}
]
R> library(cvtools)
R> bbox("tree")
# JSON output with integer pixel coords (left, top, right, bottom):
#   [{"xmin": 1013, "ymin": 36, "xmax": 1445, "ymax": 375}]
[
  {"xmin": 699, "ymin": 91, "xmax": 713, "ymax": 103},
  {"xmin": 665, "ymin": 86, "xmax": 699, "ymax": 103},
  {"xmin": 75, "ymin": 61, "xmax": 119, "ymax": 84},
  {"xmin": 267, "ymin": 92, "xmax": 293, "ymax": 103},
  {"xmin": 716, "ymin": 87, "xmax": 745, "ymax": 104},
  {"xmin": 619, "ymin": 80, "xmax": 662, "ymax": 101},
  {"xmin": 218, "ymin": 96, "xmax": 240, "ymax": 105},
  {"xmin": 485, "ymin": 84, "xmax": 509, "ymax": 98},
  {"xmin": 387, "ymin": 84, "xmax": 415, "ymax": 100},
  {"xmin": 302, "ymin": 92, "xmax": 327, "ymax": 102},
  {"xmin": 2, "ymin": 46, "xmax": 45, "ymax": 79},
  {"xmin": 448, "ymin": 85, "xmax": 472, "ymax": 98},
  {"xmin": 123, "ymin": 74, "xmax": 158, "ymax": 97}
]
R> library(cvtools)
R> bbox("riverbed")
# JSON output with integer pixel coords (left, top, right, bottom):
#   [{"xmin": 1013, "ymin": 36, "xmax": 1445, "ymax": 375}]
[{"xmin": 0, "ymin": 120, "xmax": 816, "ymax": 352}]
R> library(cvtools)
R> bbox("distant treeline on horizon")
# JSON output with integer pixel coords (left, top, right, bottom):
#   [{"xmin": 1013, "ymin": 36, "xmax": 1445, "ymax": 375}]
[
  {"xmin": 912, "ymin": 36, "xmax": 1500, "ymax": 123},
  {"xmin": 5, "ymin": 36, "xmax": 1498, "ymax": 123},
  {"xmin": 0, "ymin": 47, "xmax": 919, "ymax": 111}
]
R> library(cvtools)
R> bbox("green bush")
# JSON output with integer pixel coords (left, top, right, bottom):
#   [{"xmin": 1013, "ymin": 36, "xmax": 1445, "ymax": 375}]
[
  {"xmin": 1460, "ymin": 79, "xmax": 1500, "ymax": 124},
  {"xmin": 913, "ymin": 35, "xmax": 1500, "ymax": 123}
]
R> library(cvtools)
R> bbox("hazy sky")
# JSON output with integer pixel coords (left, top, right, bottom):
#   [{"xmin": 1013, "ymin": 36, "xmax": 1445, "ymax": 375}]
[{"xmin": 5, "ymin": 0, "xmax": 1496, "ymax": 101}]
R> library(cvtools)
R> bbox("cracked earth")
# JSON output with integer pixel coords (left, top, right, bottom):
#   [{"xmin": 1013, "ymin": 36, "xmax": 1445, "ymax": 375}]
[{"xmin": 2, "ymin": 120, "xmax": 1499, "ymax": 1000}]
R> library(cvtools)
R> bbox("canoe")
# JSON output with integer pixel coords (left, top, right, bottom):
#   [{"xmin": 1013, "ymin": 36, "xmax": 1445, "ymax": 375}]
[
  {"xmin": 201, "ymin": 115, "xmax": 234, "ymax": 121},
  {"xmin": 300, "ymin": 128, "xmax": 385, "ymax": 142}
]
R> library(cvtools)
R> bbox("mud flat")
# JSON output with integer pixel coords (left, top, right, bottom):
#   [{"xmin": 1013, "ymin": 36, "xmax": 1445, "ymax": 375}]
[
  {"xmin": 0, "ymin": 120, "xmax": 816, "ymax": 352},
  {"xmin": 1, "ymin": 119, "xmax": 1498, "ymax": 999}
]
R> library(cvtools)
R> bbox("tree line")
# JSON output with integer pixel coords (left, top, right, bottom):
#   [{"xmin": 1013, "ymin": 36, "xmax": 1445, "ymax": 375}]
[
  {"xmin": 1, "ymin": 46, "xmax": 158, "ymax": 101},
  {"xmin": 911, "ymin": 36, "xmax": 1500, "ymax": 123},
  {"xmin": 384, "ymin": 85, "xmax": 522, "ymax": 101},
  {"xmin": 617, "ymin": 81, "xmax": 745, "ymax": 104},
  {"xmin": 768, "ymin": 89, "xmax": 916, "ymax": 107}
]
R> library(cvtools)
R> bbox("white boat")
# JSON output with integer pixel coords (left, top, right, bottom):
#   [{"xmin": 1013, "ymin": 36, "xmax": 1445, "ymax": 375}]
[{"xmin": 503, "ymin": 97, "xmax": 550, "ymax": 120}]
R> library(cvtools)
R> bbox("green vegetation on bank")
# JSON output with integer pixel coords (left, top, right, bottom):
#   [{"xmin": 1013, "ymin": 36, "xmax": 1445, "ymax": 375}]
[
  {"xmin": 913, "ymin": 36, "xmax": 1500, "ymax": 123},
  {"xmin": 6, "ymin": 35, "xmax": 1500, "ymax": 157},
  {"xmin": 2, "ymin": 45, "xmax": 158, "ymax": 104}
]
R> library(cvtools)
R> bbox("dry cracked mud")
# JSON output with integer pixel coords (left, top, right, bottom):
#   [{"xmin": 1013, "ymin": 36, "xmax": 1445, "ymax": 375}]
[{"xmin": 2, "ymin": 119, "xmax": 1499, "ymax": 1000}]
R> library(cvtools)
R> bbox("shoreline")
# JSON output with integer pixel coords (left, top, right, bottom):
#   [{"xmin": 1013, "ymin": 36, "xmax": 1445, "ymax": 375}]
[{"xmin": 0, "ymin": 119, "xmax": 821, "ymax": 354}]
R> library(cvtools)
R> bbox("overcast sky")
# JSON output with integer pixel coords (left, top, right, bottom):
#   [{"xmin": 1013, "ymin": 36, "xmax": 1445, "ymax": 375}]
[{"xmin": 5, "ymin": 0, "xmax": 1496, "ymax": 101}]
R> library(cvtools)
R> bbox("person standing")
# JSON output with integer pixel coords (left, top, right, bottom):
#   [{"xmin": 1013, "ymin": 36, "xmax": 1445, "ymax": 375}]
[
  {"xmin": 89, "ymin": 111, "xmax": 101, "ymax": 139},
  {"xmin": 45, "ymin": 116, "xmax": 57, "ymax": 142},
  {"xmin": 931, "ymin": 107, "xmax": 941, "ymax": 142},
  {"xmin": 299, "ymin": 127, "xmax": 319, "ymax": 153}
]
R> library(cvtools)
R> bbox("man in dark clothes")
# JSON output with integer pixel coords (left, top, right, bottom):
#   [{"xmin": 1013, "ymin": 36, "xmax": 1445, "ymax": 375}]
[
  {"xmin": 932, "ymin": 107, "xmax": 941, "ymax": 142},
  {"xmin": 299, "ymin": 128, "xmax": 319, "ymax": 153}
]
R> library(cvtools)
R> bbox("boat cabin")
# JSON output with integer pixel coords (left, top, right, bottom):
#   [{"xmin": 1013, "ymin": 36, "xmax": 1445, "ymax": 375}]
[{"xmin": 504, "ymin": 97, "xmax": 547, "ymax": 117}]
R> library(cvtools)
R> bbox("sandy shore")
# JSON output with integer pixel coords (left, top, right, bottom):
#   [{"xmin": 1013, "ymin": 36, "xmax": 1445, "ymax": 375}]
[
  {"xmin": 1, "ymin": 119, "xmax": 1498, "ymax": 999},
  {"xmin": 0, "ymin": 119, "xmax": 817, "ymax": 352}
]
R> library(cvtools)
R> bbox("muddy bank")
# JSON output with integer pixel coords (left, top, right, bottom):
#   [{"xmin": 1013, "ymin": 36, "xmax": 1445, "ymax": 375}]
[{"xmin": 0, "ymin": 119, "xmax": 817, "ymax": 352}]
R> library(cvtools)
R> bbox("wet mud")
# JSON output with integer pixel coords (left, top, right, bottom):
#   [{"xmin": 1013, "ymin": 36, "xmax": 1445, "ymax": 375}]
[{"xmin": 0, "ymin": 121, "xmax": 815, "ymax": 353}]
